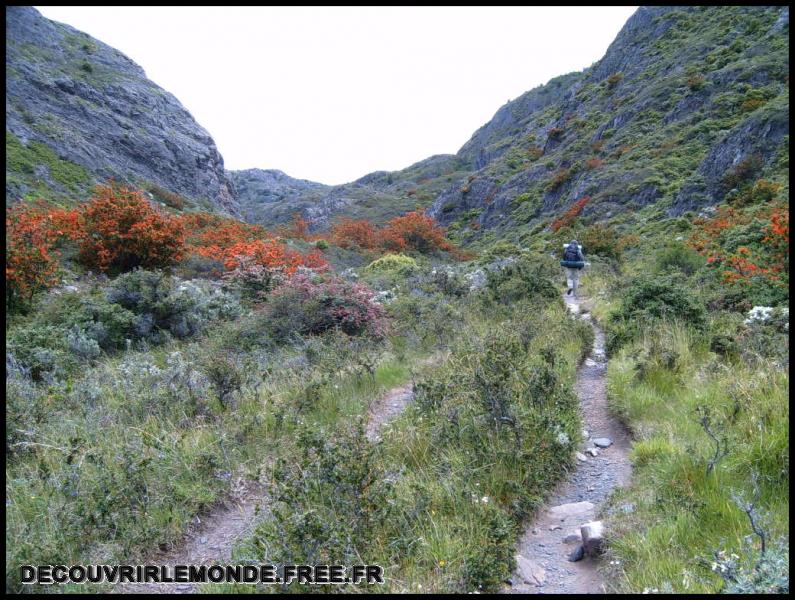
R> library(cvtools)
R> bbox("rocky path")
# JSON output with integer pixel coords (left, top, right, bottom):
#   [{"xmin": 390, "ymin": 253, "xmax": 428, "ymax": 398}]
[
  {"xmin": 117, "ymin": 357, "xmax": 438, "ymax": 593},
  {"xmin": 504, "ymin": 294, "xmax": 633, "ymax": 594}
]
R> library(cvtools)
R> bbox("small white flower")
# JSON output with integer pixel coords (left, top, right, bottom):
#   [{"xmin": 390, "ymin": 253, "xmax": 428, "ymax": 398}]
[{"xmin": 481, "ymin": 496, "xmax": 489, "ymax": 504}]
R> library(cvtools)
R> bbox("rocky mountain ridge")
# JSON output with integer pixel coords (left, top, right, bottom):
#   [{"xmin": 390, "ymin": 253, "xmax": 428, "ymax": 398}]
[{"xmin": 6, "ymin": 6, "xmax": 237, "ymax": 213}]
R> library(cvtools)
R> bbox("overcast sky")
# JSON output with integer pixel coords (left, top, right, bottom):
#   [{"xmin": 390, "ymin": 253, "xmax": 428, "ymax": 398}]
[{"xmin": 36, "ymin": 6, "xmax": 638, "ymax": 185}]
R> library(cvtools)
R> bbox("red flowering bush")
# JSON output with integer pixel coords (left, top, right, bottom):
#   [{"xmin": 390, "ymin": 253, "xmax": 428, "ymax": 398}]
[
  {"xmin": 180, "ymin": 213, "xmax": 269, "ymax": 258},
  {"xmin": 77, "ymin": 184, "xmax": 185, "ymax": 272},
  {"xmin": 551, "ymin": 196, "xmax": 590, "ymax": 232},
  {"xmin": 264, "ymin": 273, "xmax": 389, "ymax": 340},
  {"xmin": 585, "ymin": 157, "xmax": 604, "ymax": 170},
  {"xmin": 277, "ymin": 212, "xmax": 311, "ymax": 241},
  {"xmin": 547, "ymin": 168, "xmax": 572, "ymax": 192},
  {"xmin": 178, "ymin": 212, "xmax": 327, "ymax": 277}
]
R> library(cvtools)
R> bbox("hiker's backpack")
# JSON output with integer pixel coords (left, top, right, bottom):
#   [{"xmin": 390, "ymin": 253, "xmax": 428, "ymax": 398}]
[
  {"xmin": 563, "ymin": 243, "xmax": 580, "ymax": 262},
  {"xmin": 560, "ymin": 243, "xmax": 585, "ymax": 269}
]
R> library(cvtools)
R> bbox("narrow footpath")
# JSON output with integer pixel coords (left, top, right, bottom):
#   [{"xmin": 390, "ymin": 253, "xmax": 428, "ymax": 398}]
[
  {"xmin": 118, "ymin": 358, "xmax": 436, "ymax": 594},
  {"xmin": 503, "ymin": 293, "xmax": 633, "ymax": 594}
]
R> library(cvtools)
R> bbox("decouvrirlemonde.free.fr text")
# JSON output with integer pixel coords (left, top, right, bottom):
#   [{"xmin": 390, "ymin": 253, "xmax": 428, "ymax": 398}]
[{"xmin": 21, "ymin": 564, "xmax": 385, "ymax": 585}]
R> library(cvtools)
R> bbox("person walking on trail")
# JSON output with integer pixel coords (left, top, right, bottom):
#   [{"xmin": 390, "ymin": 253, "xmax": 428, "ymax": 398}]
[{"xmin": 560, "ymin": 239, "xmax": 586, "ymax": 297}]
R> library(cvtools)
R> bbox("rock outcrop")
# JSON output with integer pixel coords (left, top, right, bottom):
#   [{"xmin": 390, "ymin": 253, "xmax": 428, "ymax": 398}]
[{"xmin": 6, "ymin": 6, "xmax": 237, "ymax": 213}]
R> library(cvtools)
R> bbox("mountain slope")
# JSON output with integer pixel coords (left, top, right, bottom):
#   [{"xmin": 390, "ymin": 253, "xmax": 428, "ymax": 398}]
[
  {"xmin": 231, "ymin": 153, "xmax": 472, "ymax": 229},
  {"xmin": 5, "ymin": 6, "xmax": 237, "ymax": 213},
  {"xmin": 428, "ymin": 5, "xmax": 789, "ymax": 242},
  {"xmin": 231, "ymin": 6, "xmax": 788, "ymax": 240}
]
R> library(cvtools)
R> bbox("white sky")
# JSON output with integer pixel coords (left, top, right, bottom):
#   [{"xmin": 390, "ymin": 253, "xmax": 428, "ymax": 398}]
[{"xmin": 35, "ymin": 6, "xmax": 638, "ymax": 185}]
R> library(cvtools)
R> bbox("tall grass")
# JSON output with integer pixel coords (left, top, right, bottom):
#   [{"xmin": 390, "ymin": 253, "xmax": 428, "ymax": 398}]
[
  {"xmin": 218, "ymin": 299, "xmax": 593, "ymax": 593},
  {"xmin": 5, "ymin": 324, "xmax": 430, "ymax": 593},
  {"xmin": 602, "ymin": 322, "xmax": 789, "ymax": 593}
]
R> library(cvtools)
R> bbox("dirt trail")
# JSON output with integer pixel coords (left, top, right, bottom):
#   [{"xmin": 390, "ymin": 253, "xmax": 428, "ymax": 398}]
[
  {"xmin": 503, "ymin": 293, "xmax": 633, "ymax": 594},
  {"xmin": 115, "ymin": 478, "xmax": 269, "ymax": 594},
  {"xmin": 117, "ymin": 355, "xmax": 440, "ymax": 593}
]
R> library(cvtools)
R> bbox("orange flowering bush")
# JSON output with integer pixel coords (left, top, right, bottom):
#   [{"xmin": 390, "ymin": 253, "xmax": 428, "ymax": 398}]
[
  {"xmin": 6, "ymin": 201, "xmax": 69, "ymax": 307},
  {"xmin": 380, "ymin": 210, "xmax": 455, "ymax": 254},
  {"xmin": 77, "ymin": 184, "xmax": 185, "ymax": 272},
  {"xmin": 180, "ymin": 213, "xmax": 269, "ymax": 259},
  {"xmin": 329, "ymin": 211, "xmax": 465, "ymax": 258},
  {"xmin": 282, "ymin": 213, "xmax": 311, "ymax": 241},
  {"xmin": 689, "ymin": 200, "xmax": 788, "ymax": 307},
  {"xmin": 330, "ymin": 218, "xmax": 380, "ymax": 250},
  {"xmin": 219, "ymin": 239, "xmax": 327, "ymax": 273},
  {"xmin": 585, "ymin": 157, "xmax": 604, "ymax": 170}
]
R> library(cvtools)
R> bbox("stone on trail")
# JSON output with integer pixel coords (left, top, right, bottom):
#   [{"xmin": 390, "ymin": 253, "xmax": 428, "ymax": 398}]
[
  {"xmin": 568, "ymin": 545, "xmax": 585, "ymax": 562},
  {"xmin": 515, "ymin": 554, "xmax": 547, "ymax": 585},
  {"xmin": 582, "ymin": 429, "xmax": 590, "ymax": 440},
  {"xmin": 593, "ymin": 437, "xmax": 613, "ymax": 448},
  {"xmin": 581, "ymin": 520, "xmax": 605, "ymax": 556},
  {"xmin": 575, "ymin": 451, "xmax": 588, "ymax": 462},
  {"xmin": 587, "ymin": 447, "xmax": 599, "ymax": 457},
  {"xmin": 548, "ymin": 501, "xmax": 594, "ymax": 520}
]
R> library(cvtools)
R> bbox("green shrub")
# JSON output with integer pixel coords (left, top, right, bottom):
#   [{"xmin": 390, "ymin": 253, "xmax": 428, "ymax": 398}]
[
  {"xmin": 244, "ymin": 420, "xmax": 397, "ymax": 574},
  {"xmin": 106, "ymin": 269, "xmax": 242, "ymax": 342},
  {"xmin": 728, "ymin": 179, "xmax": 782, "ymax": 208},
  {"xmin": 478, "ymin": 241, "xmax": 523, "ymax": 263},
  {"xmin": 607, "ymin": 275, "xmax": 707, "ymax": 353},
  {"xmin": 485, "ymin": 258, "xmax": 559, "ymax": 304},
  {"xmin": 365, "ymin": 253, "xmax": 419, "ymax": 274},
  {"xmin": 654, "ymin": 241, "xmax": 706, "ymax": 275},
  {"xmin": 714, "ymin": 537, "xmax": 789, "ymax": 594}
]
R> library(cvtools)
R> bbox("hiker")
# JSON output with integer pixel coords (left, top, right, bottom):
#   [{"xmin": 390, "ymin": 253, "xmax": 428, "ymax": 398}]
[{"xmin": 560, "ymin": 239, "xmax": 585, "ymax": 297}]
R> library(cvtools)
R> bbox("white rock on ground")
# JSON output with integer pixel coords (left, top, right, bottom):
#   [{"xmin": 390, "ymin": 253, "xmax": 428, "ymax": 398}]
[
  {"xmin": 516, "ymin": 554, "xmax": 546, "ymax": 585},
  {"xmin": 581, "ymin": 521, "xmax": 605, "ymax": 556}
]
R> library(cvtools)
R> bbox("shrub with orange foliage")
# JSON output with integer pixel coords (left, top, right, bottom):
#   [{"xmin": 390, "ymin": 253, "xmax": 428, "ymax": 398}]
[
  {"xmin": 585, "ymin": 157, "xmax": 604, "ymax": 170},
  {"xmin": 689, "ymin": 201, "xmax": 788, "ymax": 301},
  {"xmin": 77, "ymin": 184, "xmax": 185, "ymax": 272},
  {"xmin": 330, "ymin": 218, "xmax": 380, "ymax": 250},
  {"xmin": 220, "ymin": 239, "xmax": 327, "ymax": 272},
  {"xmin": 180, "ymin": 213, "xmax": 269, "ymax": 259},
  {"xmin": 277, "ymin": 212, "xmax": 311, "ymax": 241},
  {"xmin": 380, "ymin": 210, "xmax": 454, "ymax": 254},
  {"xmin": 547, "ymin": 167, "xmax": 572, "ymax": 191},
  {"xmin": 6, "ymin": 201, "xmax": 71, "ymax": 306},
  {"xmin": 551, "ymin": 196, "xmax": 590, "ymax": 232}
]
